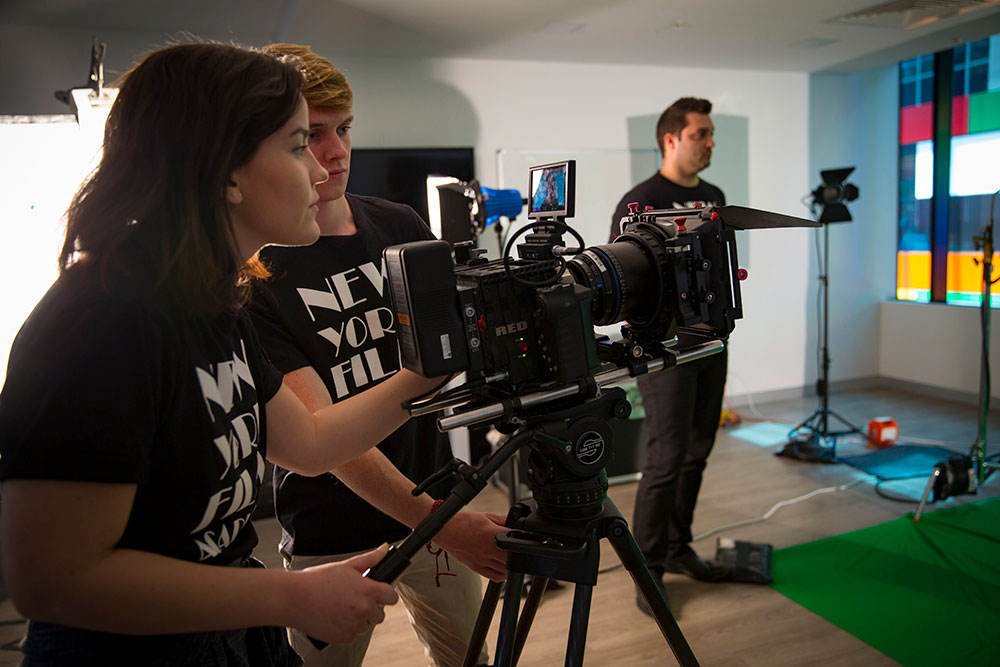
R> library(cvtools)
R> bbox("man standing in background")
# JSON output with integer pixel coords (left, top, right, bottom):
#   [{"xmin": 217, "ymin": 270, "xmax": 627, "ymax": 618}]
[{"xmin": 609, "ymin": 97, "xmax": 732, "ymax": 616}]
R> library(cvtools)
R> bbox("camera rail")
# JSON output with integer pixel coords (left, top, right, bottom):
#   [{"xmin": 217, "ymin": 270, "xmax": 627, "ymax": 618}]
[{"xmin": 419, "ymin": 339, "xmax": 725, "ymax": 431}]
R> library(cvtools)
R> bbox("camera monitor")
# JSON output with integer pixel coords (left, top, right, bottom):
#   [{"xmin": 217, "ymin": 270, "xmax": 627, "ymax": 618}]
[{"xmin": 527, "ymin": 160, "xmax": 575, "ymax": 220}]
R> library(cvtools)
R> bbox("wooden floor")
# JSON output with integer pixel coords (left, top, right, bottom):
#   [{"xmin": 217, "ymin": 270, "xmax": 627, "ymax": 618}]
[{"xmin": 0, "ymin": 383, "xmax": 996, "ymax": 666}]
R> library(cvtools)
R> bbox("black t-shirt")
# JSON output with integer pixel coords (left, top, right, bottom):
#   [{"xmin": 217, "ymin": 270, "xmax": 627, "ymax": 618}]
[
  {"xmin": 0, "ymin": 262, "xmax": 290, "ymax": 665},
  {"xmin": 0, "ymin": 262, "xmax": 282, "ymax": 565},
  {"xmin": 609, "ymin": 172, "xmax": 726, "ymax": 240},
  {"xmin": 610, "ymin": 172, "xmax": 727, "ymax": 349},
  {"xmin": 248, "ymin": 194, "xmax": 452, "ymax": 557}
]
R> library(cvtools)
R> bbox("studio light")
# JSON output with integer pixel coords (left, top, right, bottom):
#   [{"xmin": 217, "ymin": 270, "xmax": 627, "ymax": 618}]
[
  {"xmin": 426, "ymin": 175, "xmax": 525, "ymax": 244},
  {"xmin": 780, "ymin": 165, "xmax": 863, "ymax": 462},
  {"xmin": 931, "ymin": 455, "xmax": 975, "ymax": 502},
  {"xmin": 811, "ymin": 167, "xmax": 859, "ymax": 223},
  {"xmin": 55, "ymin": 35, "xmax": 118, "ymax": 135},
  {"xmin": 69, "ymin": 87, "xmax": 118, "ymax": 134}
]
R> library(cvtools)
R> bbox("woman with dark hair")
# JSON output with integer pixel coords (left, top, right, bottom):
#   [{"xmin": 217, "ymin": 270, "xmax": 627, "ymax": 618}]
[{"xmin": 0, "ymin": 42, "xmax": 438, "ymax": 666}]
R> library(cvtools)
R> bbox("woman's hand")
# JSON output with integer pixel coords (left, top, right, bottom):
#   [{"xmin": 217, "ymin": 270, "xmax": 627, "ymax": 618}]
[{"xmin": 286, "ymin": 544, "xmax": 400, "ymax": 644}]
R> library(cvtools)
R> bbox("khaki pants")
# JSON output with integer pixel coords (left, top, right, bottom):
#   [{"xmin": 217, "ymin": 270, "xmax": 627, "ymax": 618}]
[{"xmin": 285, "ymin": 541, "xmax": 490, "ymax": 667}]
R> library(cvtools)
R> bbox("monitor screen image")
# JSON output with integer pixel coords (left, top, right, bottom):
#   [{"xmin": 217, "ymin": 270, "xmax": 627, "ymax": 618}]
[{"xmin": 527, "ymin": 159, "xmax": 575, "ymax": 219}]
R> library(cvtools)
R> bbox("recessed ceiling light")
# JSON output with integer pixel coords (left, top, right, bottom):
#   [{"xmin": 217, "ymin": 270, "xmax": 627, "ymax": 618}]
[{"xmin": 832, "ymin": 0, "xmax": 998, "ymax": 29}]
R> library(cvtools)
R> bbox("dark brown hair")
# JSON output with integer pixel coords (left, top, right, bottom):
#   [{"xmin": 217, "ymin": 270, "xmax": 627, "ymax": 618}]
[
  {"xmin": 62, "ymin": 42, "xmax": 305, "ymax": 315},
  {"xmin": 655, "ymin": 97, "xmax": 712, "ymax": 156}
]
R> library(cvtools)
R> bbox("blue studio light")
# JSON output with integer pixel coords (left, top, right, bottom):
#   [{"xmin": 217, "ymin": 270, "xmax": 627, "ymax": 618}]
[
  {"xmin": 430, "ymin": 176, "xmax": 526, "ymax": 243},
  {"xmin": 480, "ymin": 185, "xmax": 524, "ymax": 228}
]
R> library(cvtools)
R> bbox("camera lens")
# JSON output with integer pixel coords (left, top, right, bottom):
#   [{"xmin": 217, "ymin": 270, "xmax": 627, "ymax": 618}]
[{"xmin": 565, "ymin": 238, "xmax": 659, "ymax": 327}]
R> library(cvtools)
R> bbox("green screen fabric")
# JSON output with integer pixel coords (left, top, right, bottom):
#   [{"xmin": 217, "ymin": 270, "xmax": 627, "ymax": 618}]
[{"xmin": 771, "ymin": 497, "xmax": 1000, "ymax": 666}]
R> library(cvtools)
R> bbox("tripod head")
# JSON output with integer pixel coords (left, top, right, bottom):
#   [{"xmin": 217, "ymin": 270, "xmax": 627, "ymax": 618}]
[{"xmin": 496, "ymin": 386, "xmax": 631, "ymax": 522}]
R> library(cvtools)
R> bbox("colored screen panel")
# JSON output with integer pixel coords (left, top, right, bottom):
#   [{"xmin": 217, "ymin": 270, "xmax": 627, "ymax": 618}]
[
  {"xmin": 898, "ymin": 53, "xmax": 936, "ymax": 303},
  {"xmin": 899, "ymin": 35, "xmax": 1000, "ymax": 308},
  {"xmin": 945, "ymin": 37, "xmax": 999, "ymax": 307}
]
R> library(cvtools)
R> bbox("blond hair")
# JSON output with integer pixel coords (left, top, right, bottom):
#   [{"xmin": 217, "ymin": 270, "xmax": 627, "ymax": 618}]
[{"xmin": 263, "ymin": 43, "xmax": 353, "ymax": 112}]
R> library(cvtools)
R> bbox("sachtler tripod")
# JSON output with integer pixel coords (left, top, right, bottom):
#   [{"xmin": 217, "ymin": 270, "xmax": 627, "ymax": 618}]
[
  {"xmin": 360, "ymin": 341, "xmax": 724, "ymax": 666},
  {"xmin": 459, "ymin": 391, "xmax": 696, "ymax": 667}
]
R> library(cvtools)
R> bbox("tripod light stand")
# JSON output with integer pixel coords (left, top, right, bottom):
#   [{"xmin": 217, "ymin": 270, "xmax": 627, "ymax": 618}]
[
  {"xmin": 778, "ymin": 167, "xmax": 863, "ymax": 463},
  {"xmin": 970, "ymin": 191, "xmax": 999, "ymax": 488},
  {"xmin": 914, "ymin": 189, "xmax": 1000, "ymax": 519}
]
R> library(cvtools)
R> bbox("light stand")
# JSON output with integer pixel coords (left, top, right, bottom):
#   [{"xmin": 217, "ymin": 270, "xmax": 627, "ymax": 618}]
[
  {"xmin": 971, "ymin": 191, "xmax": 998, "ymax": 487},
  {"xmin": 779, "ymin": 168, "xmax": 864, "ymax": 463},
  {"xmin": 914, "ymin": 189, "xmax": 1000, "ymax": 519}
]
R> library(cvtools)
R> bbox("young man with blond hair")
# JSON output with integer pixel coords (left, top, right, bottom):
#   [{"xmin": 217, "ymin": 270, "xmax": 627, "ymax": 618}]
[{"xmin": 248, "ymin": 43, "xmax": 506, "ymax": 667}]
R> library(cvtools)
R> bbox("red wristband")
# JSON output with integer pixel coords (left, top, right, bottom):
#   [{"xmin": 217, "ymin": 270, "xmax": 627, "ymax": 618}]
[{"xmin": 430, "ymin": 499, "xmax": 444, "ymax": 514}]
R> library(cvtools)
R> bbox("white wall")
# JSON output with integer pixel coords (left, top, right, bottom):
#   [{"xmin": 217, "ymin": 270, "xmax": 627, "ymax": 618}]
[
  {"xmin": 810, "ymin": 64, "xmax": 993, "ymax": 402},
  {"xmin": 807, "ymin": 67, "xmax": 900, "ymax": 388},
  {"xmin": 329, "ymin": 55, "xmax": 813, "ymax": 398},
  {"xmin": 1, "ymin": 25, "xmax": 815, "ymax": 398},
  {"xmin": 880, "ymin": 300, "xmax": 996, "ymax": 398}
]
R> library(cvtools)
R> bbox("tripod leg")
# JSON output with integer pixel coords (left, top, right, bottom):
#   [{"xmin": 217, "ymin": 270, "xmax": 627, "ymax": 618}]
[
  {"xmin": 824, "ymin": 408, "xmax": 887, "ymax": 449},
  {"xmin": 463, "ymin": 581, "xmax": 502, "ymax": 667},
  {"xmin": 789, "ymin": 411, "xmax": 816, "ymax": 437},
  {"xmin": 913, "ymin": 467, "xmax": 941, "ymax": 522},
  {"xmin": 511, "ymin": 576, "xmax": 548, "ymax": 665},
  {"xmin": 605, "ymin": 517, "xmax": 700, "ymax": 667},
  {"xmin": 565, "ymin": 583, "xmax": 594, "ymax": 667},
  {"xmin": 824, "ymin": 409, "xmax": 866, "ymax": 436},
  {"xmin": 494, "ymin": 571, "xmax": 526, "ymax": 667}
]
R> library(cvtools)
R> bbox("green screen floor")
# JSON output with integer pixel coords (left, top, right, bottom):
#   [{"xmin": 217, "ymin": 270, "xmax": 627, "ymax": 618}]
[{"xmin": 771, "ymin": 497, "xmax": 1000, "ymax": 666}]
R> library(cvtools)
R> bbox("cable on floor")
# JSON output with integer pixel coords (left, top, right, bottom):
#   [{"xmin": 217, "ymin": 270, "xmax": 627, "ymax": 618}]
[
  {"xmin": 691, "ymin": 478, "xmax": 865, "ymax": 544},
  {"xmin": 871, "ymin": 478, "xmax": 929, "ymax": 503}
]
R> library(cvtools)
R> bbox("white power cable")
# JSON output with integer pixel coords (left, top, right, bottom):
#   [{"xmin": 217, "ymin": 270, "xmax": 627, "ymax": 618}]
[{"xmin": 692, "ymin": 478, "xmax": 865, "ymax": 543}]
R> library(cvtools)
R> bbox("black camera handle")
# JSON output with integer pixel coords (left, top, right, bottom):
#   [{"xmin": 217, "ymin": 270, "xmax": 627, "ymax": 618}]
[
  {"xmin": 365, "ymin": 434, "xmax": 526, "ymax": 583},
  {"xmin": 306, "ymin": 433, "xmax": 527, "ymax": 651}
]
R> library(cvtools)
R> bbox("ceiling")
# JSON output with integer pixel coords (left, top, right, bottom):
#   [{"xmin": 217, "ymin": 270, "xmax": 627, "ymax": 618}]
[{"xmin": 2, "ymin": 0, "xmax": 1000, "ymax": 73}]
